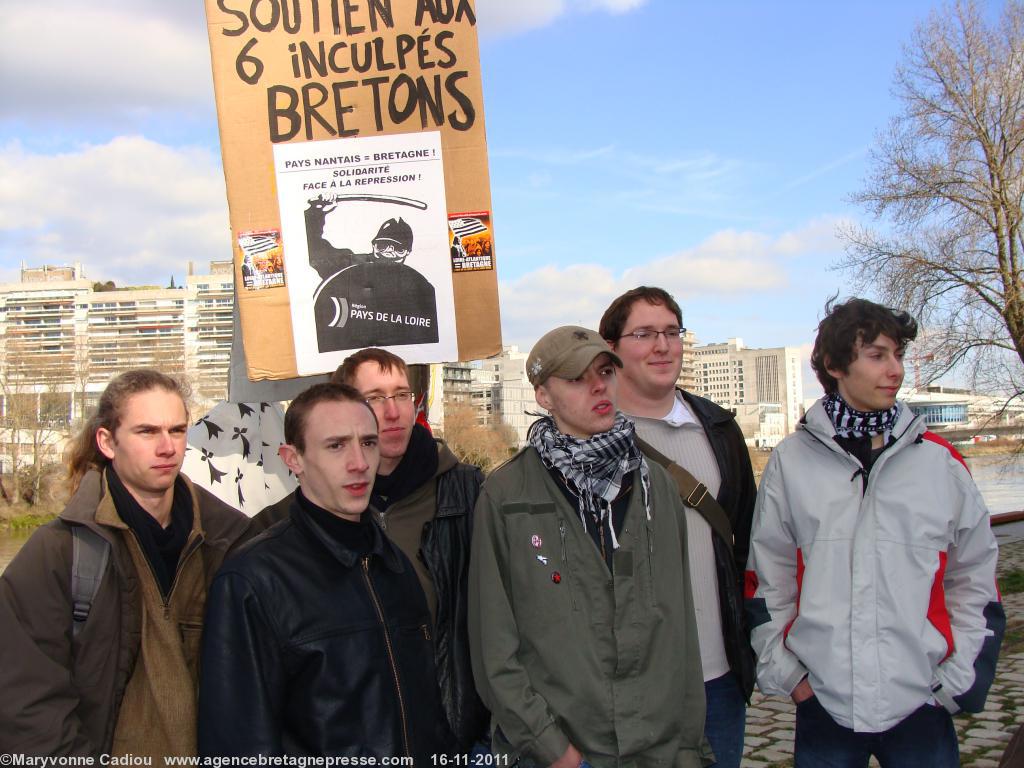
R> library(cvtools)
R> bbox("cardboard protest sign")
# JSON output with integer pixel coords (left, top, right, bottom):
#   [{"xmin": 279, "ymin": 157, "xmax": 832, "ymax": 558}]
[{"xmin": 204, "ymin": 0, "xmax": 500, "ymax": 379}]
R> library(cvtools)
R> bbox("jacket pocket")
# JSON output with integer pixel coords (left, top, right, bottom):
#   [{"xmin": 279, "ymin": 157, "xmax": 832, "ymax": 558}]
[{"xmin": 503, "ymin": 504, "xmax": 578, "ymax": 631}]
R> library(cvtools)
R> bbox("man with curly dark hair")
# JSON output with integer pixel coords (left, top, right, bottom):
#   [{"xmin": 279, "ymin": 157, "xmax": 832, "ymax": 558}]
[{"xmin": 746, "ymin": 297, "xmax": 1004, "ymax": 767}]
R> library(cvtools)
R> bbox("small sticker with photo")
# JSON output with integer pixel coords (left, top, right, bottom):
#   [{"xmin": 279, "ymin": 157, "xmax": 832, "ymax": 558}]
[
  {"xmin": 238, "ymin": 229, "xmax": 286, "ymax": 290},
  {"xmin": 448, "ymin": 212, "xmax": 494, "ymax": 272}
]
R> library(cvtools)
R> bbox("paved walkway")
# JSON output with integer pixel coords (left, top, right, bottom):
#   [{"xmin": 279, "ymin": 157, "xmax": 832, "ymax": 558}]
[{"xmin": 740, "ymin": 536, "xmax": 1024, "ymax": 767}]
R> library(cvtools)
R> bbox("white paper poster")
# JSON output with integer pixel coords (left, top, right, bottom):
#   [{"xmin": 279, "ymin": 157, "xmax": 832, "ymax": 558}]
[{"xmin": 273, "ymin": 131, "xmax": 456, "ymax": 375}]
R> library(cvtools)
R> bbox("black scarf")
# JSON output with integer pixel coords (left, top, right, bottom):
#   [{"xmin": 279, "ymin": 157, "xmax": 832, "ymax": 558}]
[
  {"xmin": 528, "ymin": 413, "xmax": 650, "ymax": 551},
  {"xmin": 106, "ymin": 466, "xmax": 192, "ymax": 598},
  {"xmin": 371, "ymin": 423, "xmax": 439, "ymax": 511}
]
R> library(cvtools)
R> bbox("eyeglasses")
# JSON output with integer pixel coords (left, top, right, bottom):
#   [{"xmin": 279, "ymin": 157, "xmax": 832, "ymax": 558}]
[
  {"xmin": 365, "ymin": 391, "xmax": 416, "ymax": 407},
  {"xmin": 373, "ymin": 243, "xmax": 410, "ymax": 258},
  {"xmin": 618, "ymin": 326, "xmax": 686, "ymax": 344}
]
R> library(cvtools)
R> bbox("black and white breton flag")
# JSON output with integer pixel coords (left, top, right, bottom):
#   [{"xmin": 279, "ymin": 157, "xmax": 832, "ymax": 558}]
[
  {"xmin": 448, "ymin": 217, "xmax": 488, "ymax": 238},
  {"xmin": 239, "ymin": 233, "xmax": 279, "ymax": 258}
]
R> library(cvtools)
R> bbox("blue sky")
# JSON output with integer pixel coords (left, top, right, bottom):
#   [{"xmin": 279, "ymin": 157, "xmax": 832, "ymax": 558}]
[{"xmin": 0, "ymin": 0, "xmax": 1000, "ymax": 394}]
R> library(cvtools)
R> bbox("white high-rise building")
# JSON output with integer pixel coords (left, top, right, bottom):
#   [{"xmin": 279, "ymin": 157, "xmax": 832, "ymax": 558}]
[
  {"xmin": 0, "ymin": 262, "xmax": 235, "ymax": 426},
  {"xmin": 482, "ymin": 345, "xmax": 539, "ymax": 447},
  {"xmin": 693, "ymin": 338, "xmax": 803, "ymax": 446}
]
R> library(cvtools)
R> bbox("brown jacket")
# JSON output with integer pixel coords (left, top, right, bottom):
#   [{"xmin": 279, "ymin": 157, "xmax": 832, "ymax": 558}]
[{"xmin": 0, "ymin": 470, "xmax": 250, "ymax": 756}]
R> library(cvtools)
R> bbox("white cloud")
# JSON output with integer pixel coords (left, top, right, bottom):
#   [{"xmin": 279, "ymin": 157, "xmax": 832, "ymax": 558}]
[
  {"xmin": 765, "ymin": 215, "xmax": 848, "ymax": 257},
  {"xmin": 1, "ymin": 4, "xmax": 215, "ymax": 119},
  {"xmin": 0, "ymin": 137, "xmax": 229, "ymax": 285},
  {"xmin": 476, "ymin": 0, "xmax": 566, "ymax": 36},
  {"xmin": 497, "ymin": 223, "xmax": 842, "ymax": 348},
  {"xmin": 476, "ymin": 0, "xmax": 648, "ymax": 37}
]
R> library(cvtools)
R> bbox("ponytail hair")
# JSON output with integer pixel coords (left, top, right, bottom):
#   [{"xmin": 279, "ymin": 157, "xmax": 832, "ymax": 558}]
[{"xmin": 66, "ymin": 369, "xmax": 190, "ymax": 494}]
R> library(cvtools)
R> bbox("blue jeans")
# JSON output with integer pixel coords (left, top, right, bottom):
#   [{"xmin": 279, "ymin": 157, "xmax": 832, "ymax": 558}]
[
  {"xmin": 704, "ymin": 673, "xmax": 746, "ymax": 768},
  {"xmin": 794, "ymin": 696, "xmax": 959, "ymax": 768}
]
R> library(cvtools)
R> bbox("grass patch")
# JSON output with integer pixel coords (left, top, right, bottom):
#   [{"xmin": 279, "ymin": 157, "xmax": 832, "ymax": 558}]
[
  {"xmin": 1002, "ymin": 626, "xmax": 1024, "ymax": 655},
  {"xmin": 999, "ymin": 569, "xmax": 1024, "ymax": 595},
  {"xmin": 2, "ymin": 513, "xmax": 56, "ymax": 533}
]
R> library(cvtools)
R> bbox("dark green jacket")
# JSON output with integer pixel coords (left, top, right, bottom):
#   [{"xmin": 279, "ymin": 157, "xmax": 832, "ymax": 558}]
[{"xmin": 468, "ymin": 448, "xmax": 711, "ymax": 768}]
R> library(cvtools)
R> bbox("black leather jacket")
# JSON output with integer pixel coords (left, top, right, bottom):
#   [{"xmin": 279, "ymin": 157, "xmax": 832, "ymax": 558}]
[
  {"xmin": 250, "ymin": 450, "xmax": 489, "ymax": 751},
  {"xmin": 643, "ymin": 391, "xmax": 758, "ymax": 699},
  {"xmin": 198, "ymin": 500, "xmax": 452, "ymax": 760},
  {"xmin": 427, "ymin": 462, "xmax": 489, "ymax": 750}
]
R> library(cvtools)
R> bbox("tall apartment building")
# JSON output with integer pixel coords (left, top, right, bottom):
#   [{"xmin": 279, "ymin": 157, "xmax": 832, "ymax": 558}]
[
  {"xmin": 186, "ymin": 261, "xmax": 234, "ymax": 400},
  {"xmin": 676, "ymin": 329, "xmax": 698, "ymax": 391},
  {"xmin": 1, "ymin": 261, "xmax": 234, "ymax": 434},
  {"xmin": 481, "ymin": 345, "xmax": 539, "ymax": 447},
  {"xmin": 693, "ymin": 338, "xmax": 803, "ymax": 446}
]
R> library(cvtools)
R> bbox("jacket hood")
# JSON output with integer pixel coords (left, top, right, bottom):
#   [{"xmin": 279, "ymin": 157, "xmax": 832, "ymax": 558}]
[{"xmin": 434, "ymin": 438, "xmax": 462, "ymax": 477}]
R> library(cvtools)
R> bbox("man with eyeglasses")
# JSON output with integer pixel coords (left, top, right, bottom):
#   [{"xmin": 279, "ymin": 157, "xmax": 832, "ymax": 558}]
[
  {"xmin": 252, "ymin": 348, "xmax": 489, "ymax": 754},
  {"xmin": 600, "ymin": 287, "xmax": 757, "ymax": 768}
]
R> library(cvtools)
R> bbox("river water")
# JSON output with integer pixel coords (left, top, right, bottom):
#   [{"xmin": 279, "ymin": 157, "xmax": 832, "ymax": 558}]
[
  {"xmin": 1, "ymin": 454, "xmax": 1021, "ymax": 574},
  {"xmin": 965, "ymin": 452, "xmax": 1024, "ymax": 516}
]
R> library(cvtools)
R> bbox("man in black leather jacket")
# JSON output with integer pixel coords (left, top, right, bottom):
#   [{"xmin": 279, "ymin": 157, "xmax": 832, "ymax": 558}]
[
  {"xmin": 253, "ymin": 349, "xmax": 488, "ymax": 752},
  {"xmin": 198, "ymin": 383, "xmax": 452, "ymax": 760}
]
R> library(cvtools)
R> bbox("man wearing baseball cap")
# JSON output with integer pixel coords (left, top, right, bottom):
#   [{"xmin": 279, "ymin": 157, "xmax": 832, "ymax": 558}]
[{"xmin": 468, "ymin": 326, "xmax": 710, "ymax": 768}]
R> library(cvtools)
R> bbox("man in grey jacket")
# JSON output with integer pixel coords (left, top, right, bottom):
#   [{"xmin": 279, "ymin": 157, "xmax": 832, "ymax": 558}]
[
  {"xmin": 469, "ymin": 326, "xmax": 710, "ymax": 768},
  {"xmin": 746, "ymin": 298, "xmax": 1003, "ymax": 767}
]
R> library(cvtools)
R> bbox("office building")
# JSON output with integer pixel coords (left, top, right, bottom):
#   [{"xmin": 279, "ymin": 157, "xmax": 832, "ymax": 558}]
[{"xmin": 693, "ymin": 338, "xmax": 803, "ymax": 446}]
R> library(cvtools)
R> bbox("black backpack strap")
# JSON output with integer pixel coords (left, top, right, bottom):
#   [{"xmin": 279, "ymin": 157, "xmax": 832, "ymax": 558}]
[{"xmin": 71, "ymin": 526, "xmax": 111, "ymax": 638}]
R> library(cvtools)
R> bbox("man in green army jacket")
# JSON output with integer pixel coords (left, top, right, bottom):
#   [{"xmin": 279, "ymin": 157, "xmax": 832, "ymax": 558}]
[{"xmin": 468, "ymin": 326, "xmax": 711, "ymax": 768}]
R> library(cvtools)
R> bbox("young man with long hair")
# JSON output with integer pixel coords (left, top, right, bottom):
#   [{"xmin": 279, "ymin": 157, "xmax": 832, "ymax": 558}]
[{"xmin": 0, "ymin": 369, "xmax": 249, "ymax": 757}]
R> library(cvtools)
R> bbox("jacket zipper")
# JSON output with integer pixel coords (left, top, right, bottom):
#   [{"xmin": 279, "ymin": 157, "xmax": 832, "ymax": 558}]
[
  {"xmin": 558, "ymin": 519, "xmax": 577, "ymax": 610},
  {"xmin": 127, "ymin": 529, "xmax": 203, "ymax": 619},
  {"xmin": 361, "ymin": 556, "xmax": 411, "ymax": 758},
  {"xmin": 646, "ymin": 518, "xmax": 656, "ymax": 606}
]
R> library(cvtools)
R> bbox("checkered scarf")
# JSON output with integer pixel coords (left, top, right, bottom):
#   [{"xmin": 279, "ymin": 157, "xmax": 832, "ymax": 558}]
[
  {"xmin": 823, "ymin": 391, "xmax": 901, "ymax": 440},
  {"xmin": 528, "ymin": 413, "xmax": 651, "ymax": 550}
]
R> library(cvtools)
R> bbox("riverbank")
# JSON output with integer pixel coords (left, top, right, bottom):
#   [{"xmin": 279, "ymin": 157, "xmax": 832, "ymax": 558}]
[
  {"xmin": 959, "ymin": 439, "xmax": 1023, "ymax": 457},
  {"xmin": 0, "ymin": 502, "xmax": 61, "ymax": 533}
]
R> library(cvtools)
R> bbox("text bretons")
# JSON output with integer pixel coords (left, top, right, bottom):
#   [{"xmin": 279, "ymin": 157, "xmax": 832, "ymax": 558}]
[{"xmin": 215, "ymin": 0, "xmax": 478, "ymax": 141}]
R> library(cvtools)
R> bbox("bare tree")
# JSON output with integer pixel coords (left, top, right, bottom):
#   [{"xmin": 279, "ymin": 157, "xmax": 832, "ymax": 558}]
[
  {"xmin": 440, "ymin": 404, "xmax": 518, "ymax": 474},
  {"xmin": 0, "ymin": 357, "xmax": 70, "ymax": 506},
  {"xmin": 841, "ymin": 0, "xmax": 1024, "ymax": 400}
]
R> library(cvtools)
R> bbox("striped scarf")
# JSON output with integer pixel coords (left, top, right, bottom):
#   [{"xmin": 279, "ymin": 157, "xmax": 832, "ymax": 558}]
[
  {"xmin": 528, "ymin": 413, "xmax": 650, "ymax": 550},
  {"xmin": 823, "ymin": 391, "xmax": 901, "ymax": 440}
]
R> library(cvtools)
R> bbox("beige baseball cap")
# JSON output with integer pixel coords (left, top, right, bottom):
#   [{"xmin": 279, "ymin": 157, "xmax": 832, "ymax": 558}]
[{"xmin": 526, "ymin": 326, "xmax": 622, "ymax": 387}]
